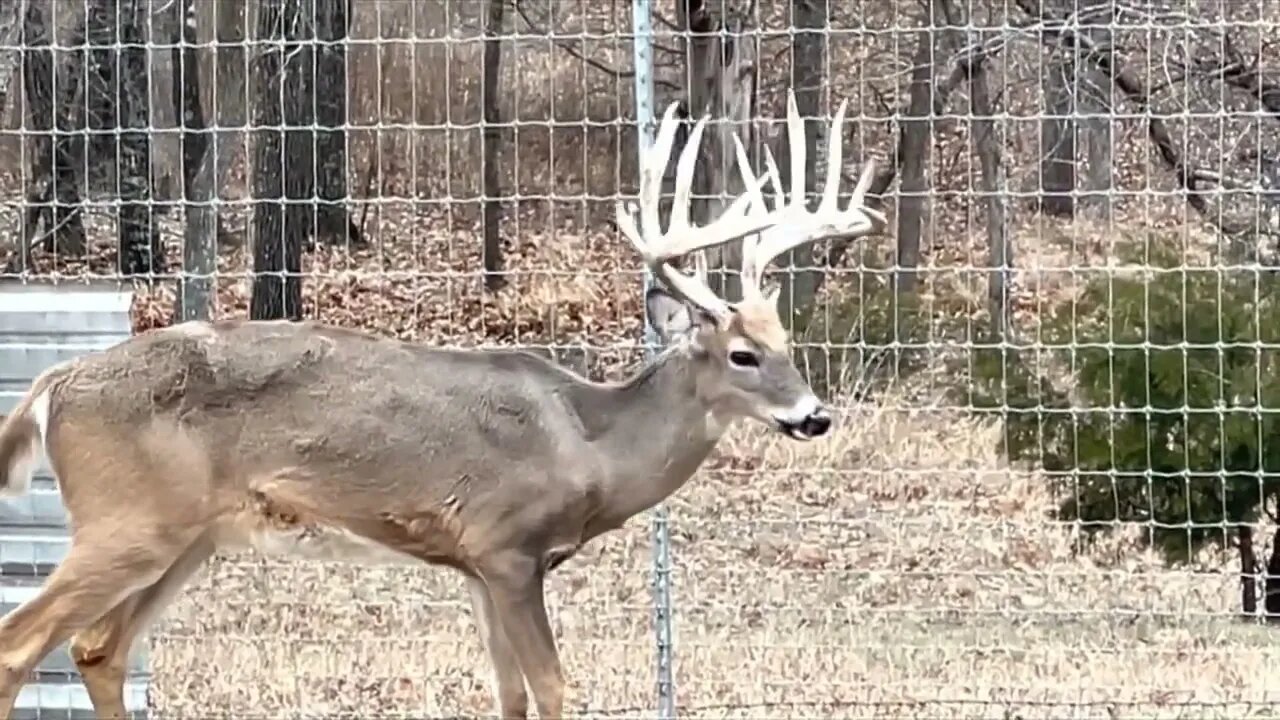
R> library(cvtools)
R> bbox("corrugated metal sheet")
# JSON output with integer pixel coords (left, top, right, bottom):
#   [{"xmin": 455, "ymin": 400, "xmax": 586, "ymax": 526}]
[{"xmin": 0, "ymin": 281, "xmax": 149, "ymax": 720}]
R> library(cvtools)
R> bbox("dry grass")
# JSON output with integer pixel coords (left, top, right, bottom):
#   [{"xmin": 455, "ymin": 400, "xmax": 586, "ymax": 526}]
[
  {"xmin": 146, "ymin": 387, "xmax": 1279, "ymax": 719},
  {"xmin": 126, "ymin": 203, "xmax": 1279, "ymax": 717},
  {"xmin": 0, "ymin": 1, "xmax": 1279, "ymax": 717}
]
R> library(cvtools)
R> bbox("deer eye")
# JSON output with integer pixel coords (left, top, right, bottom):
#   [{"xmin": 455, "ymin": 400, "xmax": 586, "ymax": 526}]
[{"xmin": 728, "ymin": 350, "xmax": 760, "ymax": 368}]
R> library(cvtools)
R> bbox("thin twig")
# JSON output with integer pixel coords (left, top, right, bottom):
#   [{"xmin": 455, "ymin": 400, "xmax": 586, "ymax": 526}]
[{"xmin": 511, "ymin": 0, "xmax": 680, "ymax": 90}]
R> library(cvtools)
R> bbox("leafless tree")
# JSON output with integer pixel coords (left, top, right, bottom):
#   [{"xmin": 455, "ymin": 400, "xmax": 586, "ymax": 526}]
[
  {"xmin": 12, "ymin": 0, "xmax": 87, "ymax": 270},
  {"xmin": 250, "ymin": 0, "xmax": 309, "ymax": 320},
  {"xmin": 895, "ymin": 21, "xmax": 935, "ymax": 297},
  {"xmin": 313, "ymin": 0, "xmax": 363, "ymax": 249},
  {"xmin": 936, "ymin": 0, "xmax": 1011, "ymax": 335},
  {"xmin": 482, "ymin": 0, "xmax": 507, "ymax": 291},
  {"xmin": 773, "ymin": 0, "xmax": 829, "ymax": 330},
  {"xmin": 78, "ymin": 0, "xmax": 164, "ymax": 276},
  {"xmin": 171, "ymin": 0, "xmax": 215, "ymax": 322}
]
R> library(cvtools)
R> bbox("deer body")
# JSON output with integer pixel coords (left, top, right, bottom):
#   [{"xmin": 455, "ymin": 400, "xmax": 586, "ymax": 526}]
[
  {"xmin": 0, "ymin": 91, "xmax": 885, "ymax": 719},
  {"xmin": 27, "ymin": 318, "xmax": 727, "ymax": 571}
]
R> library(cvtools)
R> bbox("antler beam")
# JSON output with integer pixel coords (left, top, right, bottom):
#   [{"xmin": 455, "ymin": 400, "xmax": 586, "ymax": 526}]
[
  {"xmin": 739, "ymin": 93, "xmax": 888, "ymax": 304},
  {"xmin": 617, "ymin": 90, "xmax": 888, "ymax": 315},
  {"xmin": 616, "ymin": 101, "xmax": 775, "ymax": 319}
]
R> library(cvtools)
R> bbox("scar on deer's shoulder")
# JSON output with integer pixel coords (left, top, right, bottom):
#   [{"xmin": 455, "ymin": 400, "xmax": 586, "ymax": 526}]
[{"xmin": 376, "ymin": 480, "xmax": 472, "ymax": 561}]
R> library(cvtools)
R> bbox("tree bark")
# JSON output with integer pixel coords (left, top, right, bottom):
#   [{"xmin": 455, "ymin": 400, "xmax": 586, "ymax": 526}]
[
  {"xmin": 936, "ymin": 0, "xmax": 1010, "ymax": 337},
  {"xmin": 313, "ymin": 0, "xmax": 362, "ymax": 248},
  {"xmin": 1239, "ymin": 524, "xmax": 1259, "ymax": 618},
  {"xmin": 84, "ymin": 0, "xmax": 115, "ymax": 193},
  {"xmin": 1078, "ymin": 0, "xmax": 1115, "ymax": 220},
  {"xmin": 481, "ymin": 0, "xmax": 506, "ymax": 290},
  {"xmin": 250, "ymin": 0, "xmax": 310, "ymax": 321},
  {"xmin": 172, "ymin": 0, "xmax": 215, "ymax": 322},
  {"xmin": 0, "ymin": 1, "xmax": 21, "ymax": 115},
  {"xmin": 213, "ymin": 0, "xmax": 248, "ymax": 223},
  {"xmin": 15, "ymin": 0, "xmax": 87, "ymax": 266},
  {"xmin": 114, "ymin": 0, "xmax": 162, "ymax": 277},
  {"xmin": 895, "ymin": 23, "xmax": 934, "ymax": 296},
  {"xmin": 675, "ymin": 0, "xmax": 757, "ymax": 300},
  {"xmin": 774, "ymin": 0, "xmax": 828, "ymax": 333},
  {"xmin": 1265, "ymin": 526, "xmax": 1280, "ymax": 623},
  {"xmin": 1039, "ymin": 55, "xmax": 1076, "ymax": 217}
]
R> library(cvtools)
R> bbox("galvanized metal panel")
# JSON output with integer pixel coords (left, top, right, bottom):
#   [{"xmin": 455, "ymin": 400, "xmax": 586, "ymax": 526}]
[
  {"xmin": 13, "ymin": 682, "xmax": 148, "ymax": 720},
  {"xmin": 0, "ymin": 282, "xmax": 146, "ymax": 717}
]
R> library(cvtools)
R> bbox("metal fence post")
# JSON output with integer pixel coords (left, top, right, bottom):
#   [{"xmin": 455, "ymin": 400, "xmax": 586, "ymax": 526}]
[{"xmin": 631, "ymin": 0, "xmax": 676, "ymax": 717}]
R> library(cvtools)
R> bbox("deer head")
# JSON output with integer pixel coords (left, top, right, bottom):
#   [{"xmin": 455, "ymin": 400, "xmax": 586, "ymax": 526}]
[{"xmin": 616, "ymin": 91, "xmax": 886, "ymax": 441}]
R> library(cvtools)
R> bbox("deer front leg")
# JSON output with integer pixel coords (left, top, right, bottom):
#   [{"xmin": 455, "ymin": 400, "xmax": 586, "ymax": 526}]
[
  {"xmin": 466, "ymin": 575, "xmax": 529, "ymax": 719},
  {"xmin": 482, "ymin": 556, "xmax": 564, "ymax": 720}
]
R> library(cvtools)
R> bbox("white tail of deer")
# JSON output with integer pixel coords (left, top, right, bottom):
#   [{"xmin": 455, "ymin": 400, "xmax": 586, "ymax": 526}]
[{"xmin": 0, "ymin": 90, "xmax": 884, "ymax": 719}]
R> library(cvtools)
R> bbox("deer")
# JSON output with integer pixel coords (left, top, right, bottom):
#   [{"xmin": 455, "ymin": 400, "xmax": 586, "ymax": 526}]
[{"xmin": 0, "ymin": 90, "xmax": 885, "ymax": 720}]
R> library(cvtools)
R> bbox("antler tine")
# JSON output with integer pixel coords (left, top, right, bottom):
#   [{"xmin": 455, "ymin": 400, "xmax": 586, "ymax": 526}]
[
  {"xmin": 659, "ymin": 112, "xmax": 777, "ymax": 265},
  {"xmin": 616, "ymin": 100, "xmax": 780, "ymax": 319},
  {"xmin": 740, "ymin": 91, "xmax": 888, "ymax": 302}
]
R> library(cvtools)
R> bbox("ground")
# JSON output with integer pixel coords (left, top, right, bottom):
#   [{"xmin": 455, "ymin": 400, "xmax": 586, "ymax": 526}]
[
  {"xmin": 2, "ymin": 1, "xmax": 1278, "ymax": 716},
  {"xmin": 147, "ymin": 401, "xmax": 1277, "ymax": 719}
]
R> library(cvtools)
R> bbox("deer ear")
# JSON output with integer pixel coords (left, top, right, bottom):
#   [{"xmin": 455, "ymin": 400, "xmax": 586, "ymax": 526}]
[
  {"xmin": 764, "ymin": 283, "xmax": 782, "ymax": 308},
  {"xmin": 645, "ymin": 287, "xmax": 694, "ymax": 342},
  {"xmin": 645, "ymin": 287, "xmax": 716, "ymax": 343}
]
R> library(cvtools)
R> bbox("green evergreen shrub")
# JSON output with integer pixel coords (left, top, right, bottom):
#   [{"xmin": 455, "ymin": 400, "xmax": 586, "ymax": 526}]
[{"xmin": 972, "ymin": 236, "xmax": 1280, "ymax": 566}]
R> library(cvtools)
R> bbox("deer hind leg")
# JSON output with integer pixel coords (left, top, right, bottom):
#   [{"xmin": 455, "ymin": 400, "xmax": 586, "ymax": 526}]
[
  {"xmin": 466, "ymin": 575, "xmax": 529, "ymax": 719},
  {"xmin": 69, "ymin": 535, "xmax": 215, "ymax": 719},
  {"xmin": 0, "ymin": 528, "xmax": 195, "ymax": 719},
  {"xmin": 482, "ymin": 557, "xmax": 564, "ymax": 720}
]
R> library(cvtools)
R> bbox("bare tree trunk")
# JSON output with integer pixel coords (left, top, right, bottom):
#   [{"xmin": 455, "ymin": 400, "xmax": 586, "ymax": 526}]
[
  {"xmin": 314, "ymin": 0, "xmax": 363, "ymax": 248},
  {"xmin": 1035, "ymin": 0, "xmax": 1090, "ymax": 218},
  {"xmin": 1239, "ymin": 524, "xmax": 1259, "ymax": 618},
  {"xmin": 676, "ymin": 0, "xmax": 757, "ymax": 300},
  {"xmin": 937, "ymin": 0, "xmax": 1011, "ymax": 337},
  {"xmin": 172, "ymin": 0, "xmax": 215, "ymax": 321},
  {"xmin": 0, "ymin": 0, "xmax": 25, "ymax": 124},
  {"xmin": 115, "ymin": 0, "xmax": 163, "ymax": 276},
  {"xmin": 214, "ymin": 0, "xmax": 248, "ymax": 219},
  {"xmin": 1039, "ymin": 23, "xmax": 1076, "ymax": 217},
  {"xmin": 15, "ymin": 0, "xmax": 87, "ymax": 267},
  {"xmin": 251, "ymin": 0, "xmax": 310, "ymax": 321},
  {"xmin": 1265, "ymin": 526, "xmax": 1280, "ymax": 623},
  {"xmin": 896, "ymin": 23, "xmax": 934, "ymax": 296},
  {"xmin": 774, "ymin": 0, "xmax": 828, "ymax": 333},
  {"xmin": 82, "ymin": 0, "xmax": 160, "ymax": 275},
  {"xmin": 1078, "ymin": 0, "xmax": 1114, "ymax": 220},
  {"xmin": 84, "ymin": 0, "xmax": 115, "ymax": 194},
  {"xmin": 481, "ymin": 0, "xmax": 506, "ymax": 290},
  {"xmin": 971, "ymin": 72, "xmax": 1010, "ymax": 338}
]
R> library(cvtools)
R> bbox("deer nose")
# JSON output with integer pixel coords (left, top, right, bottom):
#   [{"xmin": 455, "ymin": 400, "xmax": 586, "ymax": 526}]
[{"xmin": 799, "ymin": 408, "xmax": 832, "ymax": 437}]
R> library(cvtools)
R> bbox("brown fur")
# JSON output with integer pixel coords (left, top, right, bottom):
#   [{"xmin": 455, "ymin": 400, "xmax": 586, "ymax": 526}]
[
  {"xmin": 732, "ymin": 299, "xmax": 790, "ymax": 352},
  {"xmin": 0, "ymin": 413, "xmax": 35, "ymax": 494},
  {"xmin": 0, "ymin": 313, "xmax": 827, "ymax": 719}
]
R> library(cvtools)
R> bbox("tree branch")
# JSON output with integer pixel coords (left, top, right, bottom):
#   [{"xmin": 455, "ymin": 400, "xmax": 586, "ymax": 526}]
[
  {"xmin": 1014, "ymin": 0, "xmax": 1243, "ymax": 235},
  {"xmin": 511, "ymin": 0, "xmax": 680, "ymax": 90}
]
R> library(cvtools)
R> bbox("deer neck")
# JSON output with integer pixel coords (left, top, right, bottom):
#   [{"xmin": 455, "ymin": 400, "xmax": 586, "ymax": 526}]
[{"xmin": 584, "ymin": 346, "xmax": 728, "ymax": 525}]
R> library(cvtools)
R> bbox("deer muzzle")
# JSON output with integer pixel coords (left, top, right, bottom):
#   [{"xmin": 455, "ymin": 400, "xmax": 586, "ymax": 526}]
[{"xmin": 774, "ymin": 403, "xmax": 832, "ymax": 441}]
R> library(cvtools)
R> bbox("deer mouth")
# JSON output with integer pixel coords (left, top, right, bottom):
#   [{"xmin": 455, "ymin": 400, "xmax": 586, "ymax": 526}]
[
  {"xmin": 776, "ymin": 419, "xmax": 817, "ymax": 441},
  {"xmin": 774, "ymin": 410, "xmax": 832, "ymax": 441}
]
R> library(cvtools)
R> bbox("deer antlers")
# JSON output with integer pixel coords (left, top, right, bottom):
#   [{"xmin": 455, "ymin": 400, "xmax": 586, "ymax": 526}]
[{"xmin": 616, "ymin": 90, "xmax": 887, "ymax": 319}]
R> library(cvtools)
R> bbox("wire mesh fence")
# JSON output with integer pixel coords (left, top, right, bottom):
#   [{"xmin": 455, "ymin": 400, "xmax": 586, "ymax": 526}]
[{"xmin": 0, "ymin": 0, "xmax": 1279, "ymax": 718}]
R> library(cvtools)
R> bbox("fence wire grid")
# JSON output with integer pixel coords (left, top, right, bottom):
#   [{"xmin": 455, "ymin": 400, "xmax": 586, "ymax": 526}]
[{"xmin": 1, "ymin": 0, "xmax": 1280, "ymax": 718}]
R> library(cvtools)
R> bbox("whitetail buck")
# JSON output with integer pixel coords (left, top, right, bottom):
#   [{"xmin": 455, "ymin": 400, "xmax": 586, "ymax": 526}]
[{"xmin": 0, "ymin": 90, "xmax": 884, "ymax": 719}]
